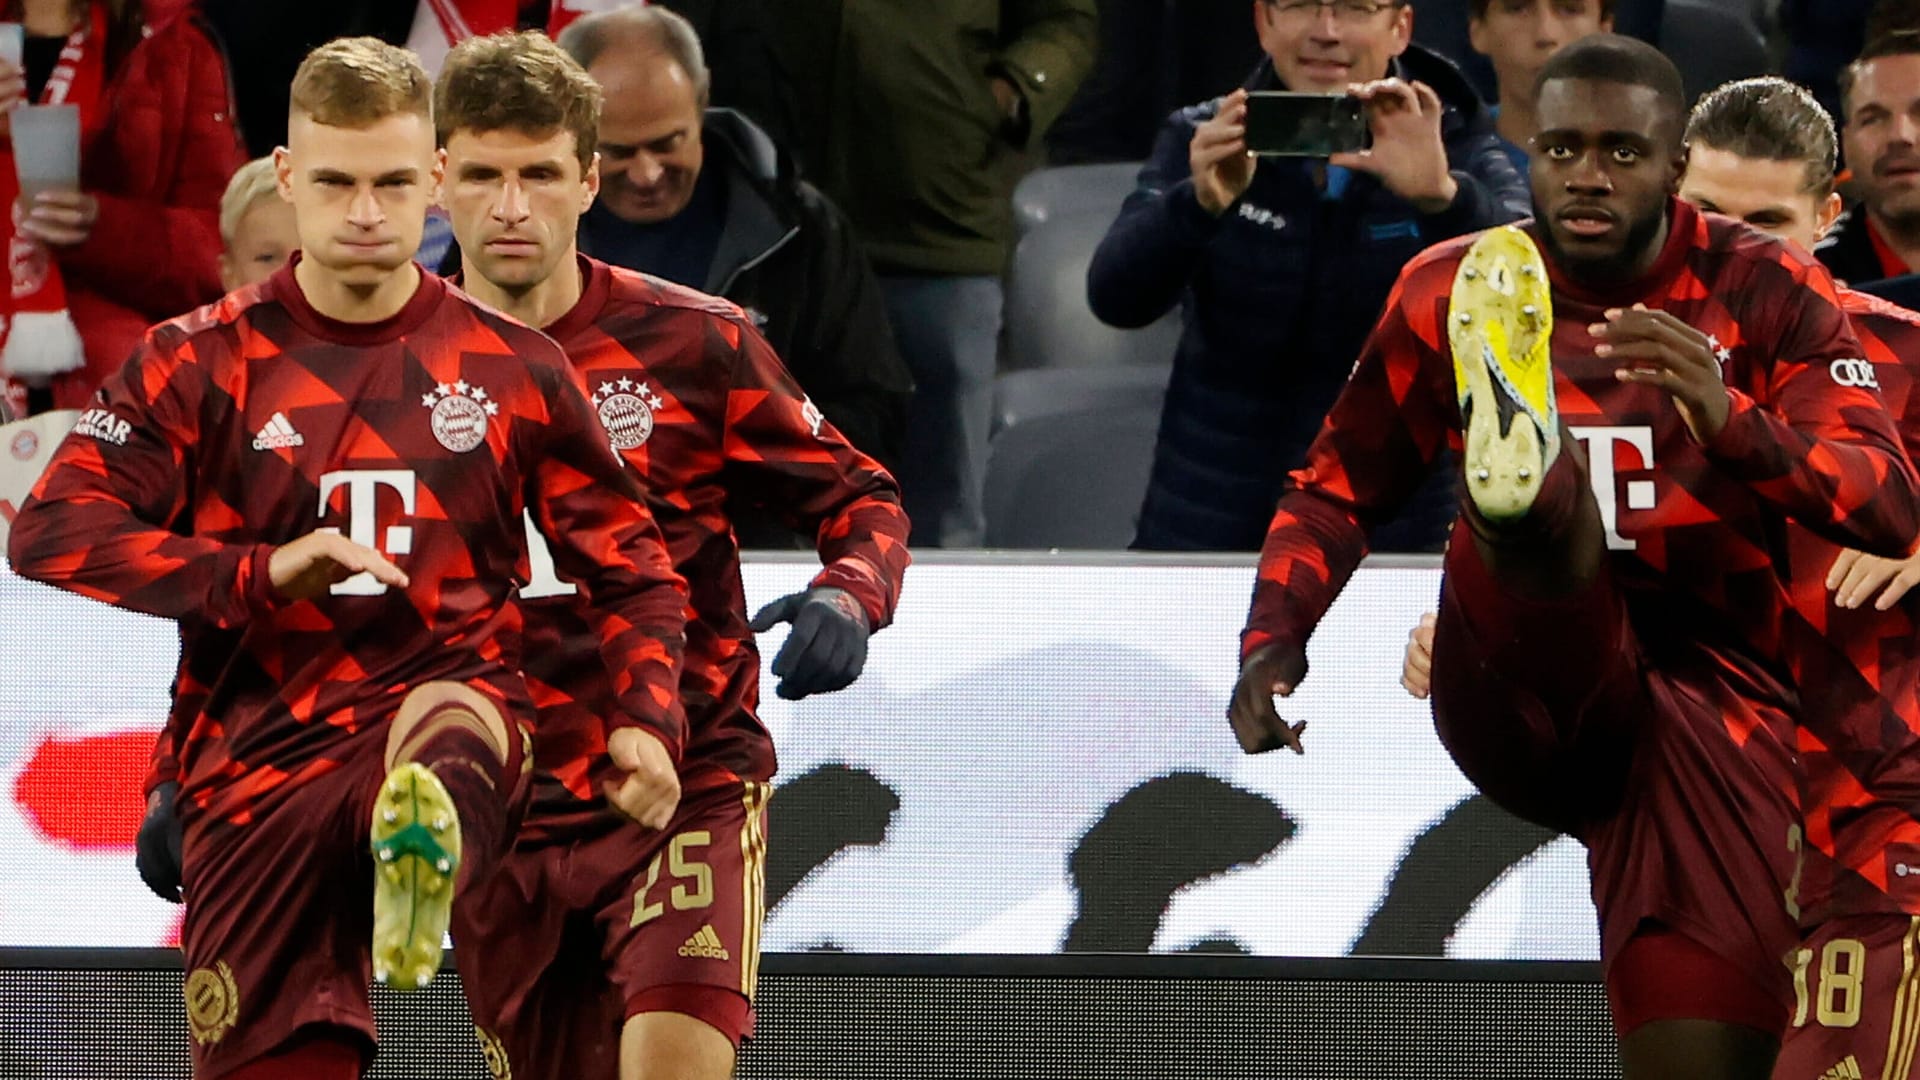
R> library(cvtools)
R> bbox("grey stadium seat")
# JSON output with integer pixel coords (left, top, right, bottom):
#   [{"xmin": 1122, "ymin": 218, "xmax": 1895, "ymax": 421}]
[
  {"xmin": 1012, "ymin": 162, "xmax": 1144, "ymax": 235},
  {"xmin": 1661, "ymin": 0, "xmax": 1770, "ymax": 106},
  {"xmin": 1003, "ymin": 209, "xmax": 1182, "ymax": 372},
  {"xmin": 984, "ymin": 366, "xmax": 1169, "ymax": 550}
]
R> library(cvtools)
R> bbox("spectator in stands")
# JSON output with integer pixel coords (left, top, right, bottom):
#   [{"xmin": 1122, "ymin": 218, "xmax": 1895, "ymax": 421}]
[
  {"xmin": 771, "ymin": 1, "xmax": 1098, "ymax": 548},
  {"xmin": 1821, "ymin": 30, "xmax": 1920, "ymax": 285},
  {"xmin": 1087, "ymin": 0, "xmax": 1530, "ymax": 553},
  {"xmin": 557, "ymin": 6, "xmax": 912, "ymax": 476},
  {"xmin": 0, "ymin": 0, "xmax": 244, "ymax": 417},
  {"xmin": 1469, "ymin": 0, "xmax": 1614, "ymax": 175},
  {"xmin": 1415, "ymin": 0, "xmax": 1660, "ymax": 101},
  {"xmin": 216, "ymin": 157, "xmax": 296, "ymax": 292}
]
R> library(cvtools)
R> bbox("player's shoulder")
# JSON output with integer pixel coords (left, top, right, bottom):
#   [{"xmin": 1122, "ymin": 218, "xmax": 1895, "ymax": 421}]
[
  {"xmin": 1699, "ymin": 210, "xmax": 1834, "ymax": 282},
  {"xmin": 597, "ymin": 260, "xmax": 754, "ymax": 330},
  {"xmin": 1841, "ymin": 286, "xmax": 1920, "ymax": 337},
  {"xmin": 439, "ymin": 277, "xmax": 570, "ymax": 363},
  {"xmin": 142, "ymin": 280, "xmax": 281, "ymax": 368}
]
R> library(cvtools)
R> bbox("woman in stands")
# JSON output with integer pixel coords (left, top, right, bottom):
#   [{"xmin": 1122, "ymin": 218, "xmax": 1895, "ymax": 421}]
[{"xmin": 0, "ymin": 0, "xmax": 243, "ymax": 417}]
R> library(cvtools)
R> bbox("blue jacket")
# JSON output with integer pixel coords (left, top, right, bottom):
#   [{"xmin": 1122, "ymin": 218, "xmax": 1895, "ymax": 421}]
[{"xmin": 1088, "ymin": 46, "xmax": 1530, "ymax": 552}]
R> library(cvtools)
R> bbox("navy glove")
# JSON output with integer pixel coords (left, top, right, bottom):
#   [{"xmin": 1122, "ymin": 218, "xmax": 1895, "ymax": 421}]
[
  {"xmin": 748, "ymin": 587, "xmax": 871, "ymax": 700},
  {"xmin": 136, "ymin": 781, "xmax": 184, "ymax": 903}
]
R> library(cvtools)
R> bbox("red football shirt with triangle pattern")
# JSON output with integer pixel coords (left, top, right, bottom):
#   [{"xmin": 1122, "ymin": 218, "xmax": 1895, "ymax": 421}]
[
  {"xmin": 8, "ymin": 263, "xmax": 690, "ymax": 829},
  {"xmin": 1241, "ymin": 199, "xmax": 1920, "ymax": 995},
  {"xmin": 514, "ymin": 257, "xmax": 909, "ymax": 839},
  {"xmin": 1783, "ymin": 289, "xmax": 1920, "ymax": 923}
]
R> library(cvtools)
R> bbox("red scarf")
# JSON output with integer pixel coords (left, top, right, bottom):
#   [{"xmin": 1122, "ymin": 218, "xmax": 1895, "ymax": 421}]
[{"xmin": 0, "ymin": 2, "xmax": 108, "ymax": 393}]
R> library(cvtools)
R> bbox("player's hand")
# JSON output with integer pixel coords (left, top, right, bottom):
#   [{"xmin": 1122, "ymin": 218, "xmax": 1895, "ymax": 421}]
[
  {"xmin": 748, "ymin": 587, "xmax": 871, "ymax": 700},
  {"xmin": 604, "ymin": 727, "xmax": 680, "ymax": 829},
  {"xmin": 17, "ymin": 190, "xmax": 99, "ymax": 248},
  {"xmin": 1227, "ymin": 642, "xmax": 1310, "ymax": 754},
  {"xmin": 1401, "ymin": 612, "xmax": 1438, "ymax": 699},
  {"xmin": 1329, "ymin": 79, "xmax": 1457, "ymax": 213},
  {"xmin": 1828, "ymin": 547, "xmax": 1920, "ymax": 610},
  {"xmin": 135, "ymin": 781, "xmax": 184, "ymax": 903},
  {"xmin": 266, "ymin": 530, "xmax": 409, "ymax": 601},
  {"xmin": 1190, "ymin": 88, "xmax": 1254, "ymax": 216},
  {"xmin": 1595, "ymin": 304, "xmax": 1731, "ymax": 442}
]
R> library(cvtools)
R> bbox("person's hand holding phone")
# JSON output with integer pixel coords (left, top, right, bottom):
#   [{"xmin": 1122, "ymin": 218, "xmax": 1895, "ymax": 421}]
[
  {"xmin": 1329, "ymin": 79, "xmax": 1458, "ymax": 215},
  {"xmin": 1189, "ymin": 88, "xmax": 1255, "ymax": 216}
]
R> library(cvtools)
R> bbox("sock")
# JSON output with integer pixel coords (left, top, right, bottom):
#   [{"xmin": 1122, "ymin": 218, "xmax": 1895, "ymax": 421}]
[{"xmin": 402, "ymin": 720, "xmax": 511, "ymax": 889}]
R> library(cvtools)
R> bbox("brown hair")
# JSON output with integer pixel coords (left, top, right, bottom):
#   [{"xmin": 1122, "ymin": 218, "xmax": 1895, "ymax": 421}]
[
  {"xmin": 1840, "ymin": 29, "xmax": 1920, "ymax": 118},
  {"xmin": 288, "ymin": 37, "xmax": 432, "ymax": 129},
  {"xmin": 1685, "ymin": 77, "xmax": 1838, "ymax": 196},
  {"xmin": 434, "ymin": 31, "xmax": 602, "ymax": 170}
]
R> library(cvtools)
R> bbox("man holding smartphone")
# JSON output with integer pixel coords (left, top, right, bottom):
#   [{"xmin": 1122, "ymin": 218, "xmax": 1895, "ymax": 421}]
[{"xmin": 1089, "ymin": 0, "xmax": 1528, "ymax": 555}]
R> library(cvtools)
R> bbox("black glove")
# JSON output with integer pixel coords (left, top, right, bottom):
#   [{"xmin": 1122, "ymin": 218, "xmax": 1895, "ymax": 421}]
[
  {"xmin": 136, "ymin": 781, "xmax": 184, "ymax": 903},
  {"xmin": 748, "ymin": 587, "xmax": 871, "ymax": 700}
]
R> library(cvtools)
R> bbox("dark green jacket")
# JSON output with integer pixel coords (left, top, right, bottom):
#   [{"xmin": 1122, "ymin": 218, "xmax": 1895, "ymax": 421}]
[{"xmin": 773, "ymin": 0, "xmax": 1098, "ymax": 276}]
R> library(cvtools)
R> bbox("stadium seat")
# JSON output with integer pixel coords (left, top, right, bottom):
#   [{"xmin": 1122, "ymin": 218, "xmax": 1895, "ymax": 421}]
[
  {"xmin": 1012, "ymin": 161, "xmax": 1143, "ymax": 235},
  {"xmin": 1660, "ymin": 0, "xmax": 1770, "ymax": 105},
  {"xmin": 984, "ymin": 366, "xmax": 1169, "ymax": 549},
  {"xmin": 1003, "ymin": 209, "xmax": 1182, "ymax": 372}
]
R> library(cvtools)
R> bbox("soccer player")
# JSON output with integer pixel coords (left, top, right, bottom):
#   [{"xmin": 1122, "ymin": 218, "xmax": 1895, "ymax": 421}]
[
  {"xmin": 1228, "ymin": 35, "xmax": 1920, "ymax": 1078},
  {"xmin": 432, "ymin": 32, "xmax": 909, "ymax": 1080},
  {"xmin": 1399, "ymin": 74, "xmax": 1920, "ymax": 1079},
  {"xmin": 7, "ymin": 38, "xmax": 691, "ymax": 1080}
]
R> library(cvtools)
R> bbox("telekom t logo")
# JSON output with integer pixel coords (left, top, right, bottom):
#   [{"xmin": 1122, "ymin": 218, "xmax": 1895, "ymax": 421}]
[
  {"xmin": 317, "ymin": 469, "xmax": 417, "ymax": 595},
  {"xmin": 1568, "ymin": 426, "xmax": 1657, "ymax": 551}
]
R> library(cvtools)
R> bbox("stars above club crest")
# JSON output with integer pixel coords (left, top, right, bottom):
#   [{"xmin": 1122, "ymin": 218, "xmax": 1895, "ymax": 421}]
[
  {"xmin": 422, "ymin": 380, "xmax": 501, "ymax": 415},
  {"xmin": 593, "ymin": 376, "xmax": 664, "ymax": 412}
]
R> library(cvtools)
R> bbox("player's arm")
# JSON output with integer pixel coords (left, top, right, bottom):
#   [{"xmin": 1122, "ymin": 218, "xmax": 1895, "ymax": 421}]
[
  {"xmin": 1633, "ymin": 264, "xmax": 1920, "ymax": 557},
  {"xmin": 1233, "ymin": 259, "xmax": 1457, "ymax": 753},
  {"xmin": 526, "ymin": 359, "xmax": 691, "ymax": 756},
  {"xmin": 717, "ymin": 316, "xmax": 912, "ymax": 699},
  {"xmin": 5, "ymin": 333, "xmax": 275, "ymax": 625}
]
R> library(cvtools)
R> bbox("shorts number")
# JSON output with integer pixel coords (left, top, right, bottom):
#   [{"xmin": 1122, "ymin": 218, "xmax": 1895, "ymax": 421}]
[
  {"xmin": 1790, "ymin": 938, "xmax": 1866, "ymax": 1029},
  {"xmin": 1784, "ymin": 824, "xmax": 1804, "ymax": 921},
  {"xmin": 630, "ymin": 830, "xmax": 715, "ymax": 928}
]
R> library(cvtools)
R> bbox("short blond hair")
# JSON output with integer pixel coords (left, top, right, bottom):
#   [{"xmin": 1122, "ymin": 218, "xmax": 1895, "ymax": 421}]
[
  {"xmin": 436, "ymin": 31, "xmax": 603, "ymax": 170},
  {"xmin": 289, "ymin": 37, "xmax": 432, "ymax": 128},
  {"xmin": 218, "ymin": 157, "xmax": 281, "ymax": 248}
]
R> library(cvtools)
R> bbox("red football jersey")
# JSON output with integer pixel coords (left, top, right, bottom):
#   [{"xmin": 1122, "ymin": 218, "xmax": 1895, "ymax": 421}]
[
  {"xmin": 1784, "ymin": 289, "xmax": 1920, "ymax": 921},
  {"xmin": 1240, "ymin": 200, "xmax": 1920, "ymax": 965},
  {"xmin": 7, "ymin": 263, "xmax": 689, "ymax": 827},
  {"xmin": 515, "ymin": 258, "xmax": 909, "ymax": 838}
]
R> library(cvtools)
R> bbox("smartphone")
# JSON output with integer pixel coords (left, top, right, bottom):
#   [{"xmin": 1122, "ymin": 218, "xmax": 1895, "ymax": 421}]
[{"xmin": 1242, "ymin": 92, "xmax": 1367, "ymax": 158}]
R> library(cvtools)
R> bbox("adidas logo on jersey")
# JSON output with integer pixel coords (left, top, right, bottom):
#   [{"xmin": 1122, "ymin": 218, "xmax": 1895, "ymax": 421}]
[
  {"xmin": 678, "ymin": 925, "xmax": 730, "ymax": 961},
  {"xmin": 1820, "ymin": 1055, "xmax": 1862, "ymax": 1079},
  {"xmin": 252, "ymin": 412, "xmax": 304, "ymax": 451}
]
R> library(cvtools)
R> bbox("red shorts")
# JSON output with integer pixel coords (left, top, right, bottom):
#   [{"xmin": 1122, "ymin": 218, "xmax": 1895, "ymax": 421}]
[
  {"xmin": 177, "ymin": 683, "xmax": 529, "ymax": 1078},
  {"xmin": 1430, "ymin": 465, "xmax": 1799, "ymax": 1030},
  {"xmin": 453, "ymin": 780, "xmax": 771, "ymax": 1077},
  {"xmin": 1775, "ymin": 915, "xmax": 1920, "ymax": 1079}
]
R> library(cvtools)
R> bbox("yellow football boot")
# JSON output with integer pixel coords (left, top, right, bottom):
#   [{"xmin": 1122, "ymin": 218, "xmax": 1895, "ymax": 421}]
[
  {"xmin": 369, "ymin": 761, "xmax": 461, "ymax": 991},
  {"xmin": 1448, "ymin": 225, "xmax": 1559, "ymax": 522}
]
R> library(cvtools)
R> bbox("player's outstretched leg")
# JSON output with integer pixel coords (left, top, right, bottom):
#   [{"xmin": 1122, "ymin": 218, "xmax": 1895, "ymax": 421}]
[
  {"xmin": 1450, "ymin": 224, "xmax": 1559, "ymax": 523},
  {"xmin": 372, "ymin": 681, "xmax": 521, "ymax": 990}
]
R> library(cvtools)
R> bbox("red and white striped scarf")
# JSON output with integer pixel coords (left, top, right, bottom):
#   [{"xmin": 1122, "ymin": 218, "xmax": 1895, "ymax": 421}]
[{"xmin": 0, "ymin": 2, "xmax": 108, "ymax": 391}]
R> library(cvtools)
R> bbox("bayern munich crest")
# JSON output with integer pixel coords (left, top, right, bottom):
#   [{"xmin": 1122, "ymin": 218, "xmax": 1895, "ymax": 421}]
[
  {"xmin": 592, "ymin": 377, "xmax": 664, "ymax": 451},
  {"xmin": 422, "ymin": 379, "xmax": 498, "ymax": 453}
]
